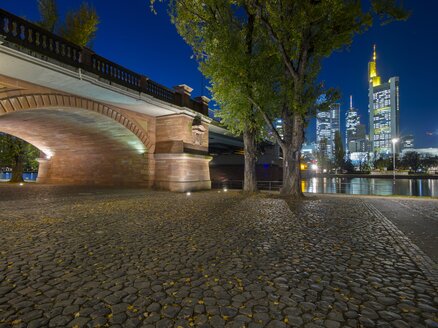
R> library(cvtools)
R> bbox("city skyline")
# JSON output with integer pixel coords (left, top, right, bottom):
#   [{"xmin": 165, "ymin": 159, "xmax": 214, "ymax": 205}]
[{"xmin": 1, "ymin": 1, "xmax": 437, "ymax": 148}]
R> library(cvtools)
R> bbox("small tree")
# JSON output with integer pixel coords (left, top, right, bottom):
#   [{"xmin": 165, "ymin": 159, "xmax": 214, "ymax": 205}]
[
  {"xmin": 36, "ymin": 1, "xmax": 99, "ymax": 48},
  {"xmin": 0, "ymin": 134, "xmax": 39, "ymax": 183},
  {"xmin": 60, "ymin": 3, "xmax": 99, "ymax": 47},
  {"xmin": 343, "ymin": 159, "xmax": 355, "ymax": 173},
  {"xmin": 402, "ymin": 151, "xmax": 421, "ymax": 172},
  {"xmin": 37, "ymin": 0, "xmax": 58, "ymax": 32}
]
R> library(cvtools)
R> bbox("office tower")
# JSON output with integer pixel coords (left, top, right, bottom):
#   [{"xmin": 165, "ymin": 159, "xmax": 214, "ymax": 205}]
[
  {"xmin": 368, "ymin": 45, "xmax": 400, "ymax": 156},
  {"xmin": 345, "ymin": 95, "xmax": 360, "ymax": 153},
  {"xmin": 401, "ymin": 135, "xmax": 414, "ymax": 151},
  {"xmin": 316, "ymin": 103, "xmax": 340, "ymax": 159}
]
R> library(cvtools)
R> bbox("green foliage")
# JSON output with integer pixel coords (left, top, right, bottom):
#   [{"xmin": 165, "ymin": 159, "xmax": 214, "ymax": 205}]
[
  {"xmin": 37, "ymin": 0, "xmax": 58, "ymax": 32},
  {"xmin": 375, "ymin": 157, "xmax": 392, "ymax": 171},
  {"xmin": 35, "ymin": 1, "xmax": 99, "ymax": 48},
  {"xmin": 168, "ymin": 0, "xmax": 276, "ymax": 138},
  {"xmin": 401, "ymin": 151, "xmax": 422, "ymax": 172},
  {"xmin": 60, "ymin": 3, "xmax": 99, "ymax": 47},
  {"xmin": 0, "ymin": 134, "xmax": 39, "ymax": 172},
  {"xmin": 343, "ymin": 159, "xmax": 355, "ymax": 173}
]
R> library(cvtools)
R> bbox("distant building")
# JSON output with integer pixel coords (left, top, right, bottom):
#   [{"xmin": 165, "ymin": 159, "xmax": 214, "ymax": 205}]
[
  {"xmin": 401, "ymin": 135, "xmax": 414, "ymax": 151},
  {"xmin": 316, "ymin": 103, "xmax": 340, "ymax": 159},
  {"xmin": 368, "ymin": 45, "xmax": 400, "ymax": 157},
  {"xmin": 345, "ymin": 95, "xmax": 360, "ymax": 153},
  {"xmin": 401, "ymin": 148, "xmax": 438, "ymax": 158}
]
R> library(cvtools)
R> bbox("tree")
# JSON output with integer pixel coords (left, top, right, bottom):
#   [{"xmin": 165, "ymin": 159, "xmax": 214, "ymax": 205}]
[
  {"xmin": 0, "ymin": 134, "xmax": 39, "ymax": 183},
  {"xmin": 245, "ymin": 0, "xmax": 408, "ymax": 196},
  {"xmin": 37, "ymin": 0, "xmax": 58, "ymax": 32},
  {"xmin": 343, "ymin": 158, "xmax": 355, "ymax": 173},
  {"xmin": 334, "ymin": 130, "xmax": 344, "ymax": 170},
  {"xmin": 166, "ymin": 0, "xmax": 279, "ymax": 192},
  {"xmin": 402, "ymin": 151, "xmax": 421, "ymax": 172},
  {"xmin": 36, "ymin": 1, "xmax": 99, "ymax": 48},
  {"xmin": 60, "ymin": 3, "xmax": 99, "ymax": 47}
]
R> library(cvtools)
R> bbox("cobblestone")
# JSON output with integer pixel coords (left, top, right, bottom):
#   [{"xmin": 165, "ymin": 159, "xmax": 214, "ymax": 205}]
[{"xmin": 0, "ymin": 186, "xmax": 437, "ymax": 327}]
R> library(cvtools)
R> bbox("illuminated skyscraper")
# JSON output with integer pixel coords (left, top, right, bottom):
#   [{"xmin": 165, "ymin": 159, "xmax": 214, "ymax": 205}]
[
  {"xmin": 368, "ymin": 45, "xmax": 400, "ymax": 156},
  {"xmin": 316, "ymin": 103, "xmax": 340, "ymax": 159},
  {"xmin": 345, "ymin": 95, "xmax": 360, "ymax": 153}
]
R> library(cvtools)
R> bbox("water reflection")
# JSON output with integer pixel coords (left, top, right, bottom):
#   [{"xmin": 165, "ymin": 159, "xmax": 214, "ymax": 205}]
[
  {"xmin": 0, "ymin": 172, "xmax": 38, "ymax": 181},
  {"xmin": 302, "ymin": 178, "xmax": 437, "ymax": 197}
]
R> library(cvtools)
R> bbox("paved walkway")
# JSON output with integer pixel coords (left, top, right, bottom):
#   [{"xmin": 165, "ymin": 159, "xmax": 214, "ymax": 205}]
[
  {"xmin": 365, "ymin": 196, "xmax": 438, "ymax": 263},
  {"xmin": 0, "ymin": 185, "xmax": 437, "ymax": 328}
]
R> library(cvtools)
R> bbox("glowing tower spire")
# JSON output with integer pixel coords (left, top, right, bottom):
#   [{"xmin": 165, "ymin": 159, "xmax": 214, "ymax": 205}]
[{"xmin": 368, "ymin": 44, "xmax": 381, "ymax": 86}]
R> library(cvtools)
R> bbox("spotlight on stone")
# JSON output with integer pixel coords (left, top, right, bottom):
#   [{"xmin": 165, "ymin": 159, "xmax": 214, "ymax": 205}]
[
  {"xmin": 19, "ymin": 183, "xmax": 24, "ymax": 186},
  {"xmin": 223, "ymin": 188, "xmax": 228, "ymax": 192},
  {"xmin": 186, "ymin": 192, "xmax": 191, "ymax": 196}
]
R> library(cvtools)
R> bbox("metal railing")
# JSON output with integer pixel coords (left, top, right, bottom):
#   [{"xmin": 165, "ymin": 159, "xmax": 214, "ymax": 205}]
[
  {"xmin": 0, "ymin": 8, "xmax": 207, "ymax": 115},
  {"xmin": 212, "ymin": 180, "xmax": 283, "ymax": 191}
]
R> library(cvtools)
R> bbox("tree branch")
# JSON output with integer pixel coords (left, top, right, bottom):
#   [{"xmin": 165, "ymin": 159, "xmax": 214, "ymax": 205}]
[
  {"xmin": 253, "ymin": 1, "xmax": 298, "ymax": 82},
  {"xmin": 247, "ymin": 96, "xmax": 285, "ymax": 147}
]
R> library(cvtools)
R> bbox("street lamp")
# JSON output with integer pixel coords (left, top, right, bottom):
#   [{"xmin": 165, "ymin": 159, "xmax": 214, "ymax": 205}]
[{"xmin": 391, "ymin": 138, "xmax": 399, "ymax": 183}]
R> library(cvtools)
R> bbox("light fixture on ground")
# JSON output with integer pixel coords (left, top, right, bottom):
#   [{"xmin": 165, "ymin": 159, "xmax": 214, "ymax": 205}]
[{"xmin": 186, "ymin": 191, "xmax": 191, "ymax": 196}]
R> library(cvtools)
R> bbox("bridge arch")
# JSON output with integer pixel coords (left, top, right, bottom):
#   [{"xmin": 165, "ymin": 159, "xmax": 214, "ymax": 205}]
[
  {"xmin": 0, "ymin": 93, "xmax": 153, "ymax": 150},
  {"xmin": 0, "ymin": 93, "xmax": 154, "ymax": 186}
]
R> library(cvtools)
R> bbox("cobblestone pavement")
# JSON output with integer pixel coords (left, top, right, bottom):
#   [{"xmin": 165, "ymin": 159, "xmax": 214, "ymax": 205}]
[
  {"xmin": 364, "ymin": 196, "xmax": 438, "ymax": 263},
  {"xmin": 0, "ymin": 186, "xmax": 437, "ymax": 328}
]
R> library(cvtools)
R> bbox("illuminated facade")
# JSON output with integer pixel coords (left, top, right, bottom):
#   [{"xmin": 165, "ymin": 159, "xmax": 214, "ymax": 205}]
[
  {"xmin": 316, "ymin": 103, "xmax": 340, "ymax": 159},
  {"xmin": 368, "ymin": 45, "xmax": 400, "ymax": 156},
  {"xmin": 345, "ymin": 95, "xmax": 360, "ymax": 154}
]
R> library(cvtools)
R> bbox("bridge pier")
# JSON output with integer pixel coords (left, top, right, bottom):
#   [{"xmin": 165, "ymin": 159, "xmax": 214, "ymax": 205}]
[{"xmin": 153, "ymin": 113, "xmax": 211, "ymax": 192}]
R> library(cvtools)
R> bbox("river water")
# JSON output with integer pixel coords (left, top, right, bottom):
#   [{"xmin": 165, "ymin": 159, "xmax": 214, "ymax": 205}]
[
  {"xmin": 302, "ymin": 177, "xmax": 438, "ymax": 197},
  {"xmin": 1, "ymin": 172, "xmax": 437, "ymax": 197}
]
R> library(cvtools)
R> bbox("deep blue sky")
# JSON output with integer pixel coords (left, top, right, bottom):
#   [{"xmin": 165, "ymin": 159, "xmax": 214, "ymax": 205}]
[{"xmin": 2, "ymin": 0, "xmax": 437, "ymax": 148}]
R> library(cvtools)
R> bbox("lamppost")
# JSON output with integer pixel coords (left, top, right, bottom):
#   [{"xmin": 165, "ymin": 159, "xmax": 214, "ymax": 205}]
[{"xmin": 391, "ymin": 138, "xmax": 399, "ymax": 183}]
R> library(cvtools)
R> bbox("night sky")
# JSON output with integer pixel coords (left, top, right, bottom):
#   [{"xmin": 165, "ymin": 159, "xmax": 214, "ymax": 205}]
[{"xmin": 2, "ymin": 0, "xmax": 437, "ymax": 148}]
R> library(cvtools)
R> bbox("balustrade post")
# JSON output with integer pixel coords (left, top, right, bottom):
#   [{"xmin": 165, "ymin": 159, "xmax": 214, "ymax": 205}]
[
  {"xmin": 174, "ymin": 84, "xmax": 193, "ymax": 109},
  {"xmin": 140, "ymin": 76, "xmax": 149, "ymax": 92},
  {"xmin": 80, "ymin": 47, "xmax": 94, "ymax": 68},
  {"xmin": 194, "ymin": 96, "xmax": 210, "ymax": 116}
]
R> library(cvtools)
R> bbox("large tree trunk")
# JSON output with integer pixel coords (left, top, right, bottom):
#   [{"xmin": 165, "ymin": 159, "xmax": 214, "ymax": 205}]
[
  {"xmin": 243, "ymin": 127, "xmax": 258, "ymax": 192},
  {"xmin": 10, "ymin": 156, "xmax": 24, "ymax": 183},
  {"xmin": 280, "ymin": 143, "xmax": 294, "ymax": 195},
  {"xmin": 281, "ymin": 114, "xmax": 304, "ymax": 197},
  {"xmin": 290, "ymin": 114, "xmax": 304, "ymax": 197}
]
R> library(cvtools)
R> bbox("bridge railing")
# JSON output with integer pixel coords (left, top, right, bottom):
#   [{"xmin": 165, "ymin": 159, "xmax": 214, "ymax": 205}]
[
  {"xmin": 0, "ymin": 8, "xmax": 207, "ymax": 115},
  {"xmin": 0, "ymin": 8, "xmax": 82, "ymax": 66}
]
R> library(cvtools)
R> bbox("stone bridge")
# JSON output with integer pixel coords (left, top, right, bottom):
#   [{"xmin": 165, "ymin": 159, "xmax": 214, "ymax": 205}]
[{"xmin": 0, "ymin": 9, "xmax": 212, "ymax": 191}]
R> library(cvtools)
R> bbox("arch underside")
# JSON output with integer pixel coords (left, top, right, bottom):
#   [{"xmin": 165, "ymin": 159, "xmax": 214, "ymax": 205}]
[{"xmin": 0, "ymin": 108, "xmax": 152, "ymax": 186}]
